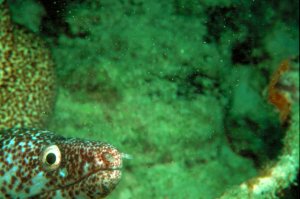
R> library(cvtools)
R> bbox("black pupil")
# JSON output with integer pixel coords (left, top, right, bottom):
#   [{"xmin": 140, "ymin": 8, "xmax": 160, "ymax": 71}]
[{"xmin": 46, "ymin": 153, "xmax": 56, "ymax": 165}]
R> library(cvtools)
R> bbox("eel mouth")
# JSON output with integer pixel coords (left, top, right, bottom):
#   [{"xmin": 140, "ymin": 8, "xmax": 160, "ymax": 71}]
[
  {"xmin": 66, "ymin": 166, "xmax": 122, "ymax": 187},
  {"xmin": 43, "ymin": 167, "xmax": 122, "ymax": 197},
  {"xmin": 66, "ymin": 168, "xmax": 122, "ymax": 196}
]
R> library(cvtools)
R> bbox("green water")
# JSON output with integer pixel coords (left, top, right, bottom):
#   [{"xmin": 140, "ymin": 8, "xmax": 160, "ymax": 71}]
[{"xmin": 8, "ymin": 0, "xmax": 299, "ymax": 198}]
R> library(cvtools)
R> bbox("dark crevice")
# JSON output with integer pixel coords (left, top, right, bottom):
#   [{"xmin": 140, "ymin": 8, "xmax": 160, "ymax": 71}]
[
  {"xmin": 204, "ymin": 6, "xmax": 239, "ymax": 43},
  {"xmin": 231, "ymin": 37, "xmax": 270, "ymax": 65},
  {"xmin": 38, "ymin": 0, "xmax": 89, "ymax": 38}
]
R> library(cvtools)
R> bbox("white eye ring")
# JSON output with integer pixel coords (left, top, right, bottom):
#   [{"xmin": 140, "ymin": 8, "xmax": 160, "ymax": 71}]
[{"xmin": 40, "ymin": 145, "xmax": 61, "ymax": 171}]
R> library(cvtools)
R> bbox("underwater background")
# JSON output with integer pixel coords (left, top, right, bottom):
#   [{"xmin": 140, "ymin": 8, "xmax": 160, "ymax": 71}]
[{"xmin": 5, "ymin": 0, "xmax": 299, "ymax": 198}]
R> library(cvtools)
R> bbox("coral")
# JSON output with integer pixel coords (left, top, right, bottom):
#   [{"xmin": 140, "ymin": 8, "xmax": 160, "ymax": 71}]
[
  {"xmin": 268, "ymin": 60, "xmax": 291, "ymax": 123},
  {"xmin": 219, "ymin": 59, "xmax": 299, "ymax": 198},
  {"xmin": 0, "ymin": 1, "xmax": 55, "ymax": 129}
]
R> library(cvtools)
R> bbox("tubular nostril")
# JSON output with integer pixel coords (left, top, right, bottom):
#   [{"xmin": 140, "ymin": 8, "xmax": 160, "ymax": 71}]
[{"xmin": 121, "ymin": 153, "xmax": 132, "ymax": 160}]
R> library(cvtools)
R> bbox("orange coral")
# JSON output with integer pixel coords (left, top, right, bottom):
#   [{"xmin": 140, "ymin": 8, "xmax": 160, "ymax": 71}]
[{"xmin": 268, "ymin": 60, "xmax": 291, "ymax": 123}]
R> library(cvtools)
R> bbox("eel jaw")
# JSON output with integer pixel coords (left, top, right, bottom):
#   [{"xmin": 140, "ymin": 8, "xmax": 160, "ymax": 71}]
[
  {"xmin": 88, "ymin": 169, "xmax": 122, "ymax": 197},
  {"xmin": 38, "ymin": 168, "xmax": 122, "ymax": 198}
]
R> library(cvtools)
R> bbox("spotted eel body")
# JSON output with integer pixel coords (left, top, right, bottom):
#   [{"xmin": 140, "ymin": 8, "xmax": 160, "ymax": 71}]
[
  {"xmin": 0, "ymin": 128, "xmax": 122, "ymax": 198},
  {"xmin": 0, "ymin": 1, "xmax": 55, "ymax": 129},
  {"xmin": 0, "ymin": 1, "xmax": 123, "ymax": 198}
]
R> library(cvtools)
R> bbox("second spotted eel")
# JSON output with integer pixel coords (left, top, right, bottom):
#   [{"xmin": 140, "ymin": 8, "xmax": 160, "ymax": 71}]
[{"xmin": 0, "ymin": 128, "xmax": 122, "ymax": 198}]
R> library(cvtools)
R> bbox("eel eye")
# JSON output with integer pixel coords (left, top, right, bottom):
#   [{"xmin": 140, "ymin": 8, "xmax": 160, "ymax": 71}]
[{"xmin": 41, "ymin": 145, "xmax": 61, "ymax": 171}]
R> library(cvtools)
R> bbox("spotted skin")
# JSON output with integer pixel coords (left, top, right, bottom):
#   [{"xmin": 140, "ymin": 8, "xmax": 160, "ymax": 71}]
[
  {"xmin": 0, "ymin": 1, "xmax": 55, "ymax": 129},
  {"xmin": 0, "ymin": 128, "xmax": 122, "ymax": 198},
  {"xmin": 1, "ymin": 2, "xmax": 123, "ymax": 198}
]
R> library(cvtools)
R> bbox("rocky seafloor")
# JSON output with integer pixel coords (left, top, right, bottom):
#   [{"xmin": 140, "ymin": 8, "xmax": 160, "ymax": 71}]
[{"xmin": 7, "ymin": 0, "xmax": 299, "ymax": 198}]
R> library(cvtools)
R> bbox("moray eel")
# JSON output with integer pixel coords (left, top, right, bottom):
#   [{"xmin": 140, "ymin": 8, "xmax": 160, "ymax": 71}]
[
  {"xmin": 0, "ymin": 128, "xmax": 122, "ymax": 198},
  {"xmin": 0, "ymin": 1, "xmax": 123, "ymax": 198}
]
